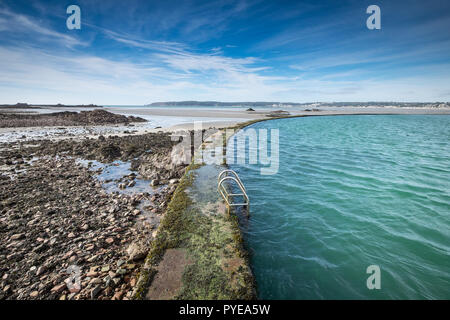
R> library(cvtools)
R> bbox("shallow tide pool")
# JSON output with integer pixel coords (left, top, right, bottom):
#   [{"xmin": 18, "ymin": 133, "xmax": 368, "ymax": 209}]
[{"xmin": 77, "ymin": 159, "xmax": 161, "ymax": 195}]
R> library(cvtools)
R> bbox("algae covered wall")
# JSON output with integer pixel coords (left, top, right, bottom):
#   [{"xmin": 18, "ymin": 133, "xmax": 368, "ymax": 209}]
[{"xmin": 133, "ymin": 130, "xmax": 256, "ymax": 300}]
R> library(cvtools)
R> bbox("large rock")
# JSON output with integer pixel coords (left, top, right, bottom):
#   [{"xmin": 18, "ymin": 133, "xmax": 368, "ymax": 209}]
[
  {"xmin": 126, "ymin": 241, "xmax": 147, "ymax": 261},
  {"xmin": 99, "ymin": 144, "xmax": 121, "ymax": 160}
]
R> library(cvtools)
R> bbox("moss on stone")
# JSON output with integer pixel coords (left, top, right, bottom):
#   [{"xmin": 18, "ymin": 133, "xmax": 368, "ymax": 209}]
[
  {"xmin": 133, "ymin": 268, "xmax": 157, "ymax": 300},
  {"xmin": 144, "ymin": 161, "xmax": 201, "ymax": 267}
]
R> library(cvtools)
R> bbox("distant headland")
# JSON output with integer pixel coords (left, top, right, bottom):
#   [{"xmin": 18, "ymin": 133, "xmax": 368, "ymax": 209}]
[{"xmin": 148, "ymin": 101, "xmax": 450, "ymax": 108}]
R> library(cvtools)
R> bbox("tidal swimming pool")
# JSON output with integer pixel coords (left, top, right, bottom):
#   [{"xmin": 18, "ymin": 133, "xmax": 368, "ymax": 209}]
[{"xmin": 229, "ymin": 115, "xmax": 450, "ymax": 299}]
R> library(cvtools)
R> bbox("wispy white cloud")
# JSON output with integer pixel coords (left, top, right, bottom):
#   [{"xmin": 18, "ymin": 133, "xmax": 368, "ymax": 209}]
[
  {"xmin": 155, "ymin": 52, "xmax": 262, "ymax": 73},
  {"xmin": 99, "ymin": 28, "xmax": 188, "ymax": 54},
  {"xmin": 1, "ymin": 41, "xmax": 448, "ymax": 104},
  {"xmin": 0, "ymin": 8, "xmax": 87, "ymax": 47}
]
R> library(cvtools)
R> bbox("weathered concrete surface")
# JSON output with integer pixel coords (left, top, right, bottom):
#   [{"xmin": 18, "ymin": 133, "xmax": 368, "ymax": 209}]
[{"xmin": 145, "ymin": 249, "xmax": 192, "ymax": 300}]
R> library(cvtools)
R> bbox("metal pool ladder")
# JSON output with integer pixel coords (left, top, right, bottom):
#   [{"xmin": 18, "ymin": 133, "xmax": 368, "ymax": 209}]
[{"xmin": 218, "ymin": 169, "xmax": 249, "ymax": 214}]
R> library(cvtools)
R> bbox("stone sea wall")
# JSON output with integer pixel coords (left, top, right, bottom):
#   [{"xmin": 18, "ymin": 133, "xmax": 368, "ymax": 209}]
[{"xmin": 133, "ymin": 130, "xmax": 256, "ymax": 300}]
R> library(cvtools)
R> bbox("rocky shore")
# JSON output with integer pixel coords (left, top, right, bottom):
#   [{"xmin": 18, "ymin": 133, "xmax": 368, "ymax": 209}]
[
  {"xmin": 0, "ymin": 109, "xmax": 146, "ymax": 128},
  {"xmin": 0, "ymin": 132, "xmax": 189, "ymax": 300},
  {"xmin": 0, "ymin": 103, "xmax": 103, "ymax": 108}
]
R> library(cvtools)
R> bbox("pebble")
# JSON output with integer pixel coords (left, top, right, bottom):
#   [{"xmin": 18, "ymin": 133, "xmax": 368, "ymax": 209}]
[
  {"xmin": 10, "ymin": 233, "xmax": 25, "ymax": 240},
  {"xmin": 116, "ymin": 268, "xmax": 127, "ymax": 275},
  {"xmin": 36, "ymin": 266, "xmax": 46, "ymax": 276},
  {"xmin": 89, "ymin": 278, "xmax": 102, "ymax": 285},
  {"xmin": 101, "ymin": 266, "xmax": 110, "ymax": 272},
  {"xmin": 112, "ymin": 291, "xmax": 123, "ymax": 300},
  {"xmin": 30, "ymin": 291, "xmax": 39, "ymax": 298},
  {"xmin": 86, "ymin": 271, "xmax": 99, "ymax": 277},
  {"xmin": 150, "ymin": 179, "xmax": 159, "ymax": 186},
  {"xmin": 51, "ymin": 283, "xmax": 66, "ymax": 294},
  {"xmin": 90, "ymin": 285, "xmax": 102, "ymax": 299}
]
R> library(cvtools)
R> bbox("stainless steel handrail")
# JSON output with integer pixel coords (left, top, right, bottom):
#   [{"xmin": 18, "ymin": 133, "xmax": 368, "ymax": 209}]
[
  {"xmin": 218, "ymin": 170, "xmax": 249, "ymax": 214},
  {"xmin": 218, "ymin": 169, "xmax": 247, "ymax": 191}
]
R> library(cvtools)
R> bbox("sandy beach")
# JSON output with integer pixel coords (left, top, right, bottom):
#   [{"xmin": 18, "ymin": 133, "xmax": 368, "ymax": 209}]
[
  {"xmin": 107, "ymin": 105, "xmax": 450, "ymax": 134},
  {"xmin": 107, "ymin": 106, "xmax": 450, "ymax": 118}
]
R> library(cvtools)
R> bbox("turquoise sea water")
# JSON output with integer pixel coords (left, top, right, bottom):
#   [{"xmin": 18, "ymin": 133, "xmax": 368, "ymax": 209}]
[{"xmin": 229, "ymin": 115, "xmax": 450, "ymax": 299}]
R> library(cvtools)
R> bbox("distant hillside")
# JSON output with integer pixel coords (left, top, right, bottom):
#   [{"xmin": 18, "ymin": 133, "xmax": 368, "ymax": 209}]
[{"xmin": 148, "ymin": 101, "xmax": 450, "ymax": 108}]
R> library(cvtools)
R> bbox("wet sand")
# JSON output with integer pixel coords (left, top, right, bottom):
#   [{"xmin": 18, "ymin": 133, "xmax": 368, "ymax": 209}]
[
  {"xmin": 106, "ymin": 105, "xmax": 450, "ymax": 134},
  {"xmin": 106, "ymin": 106, "xmax": 450, "ymax": 119},
  {"xmin": 106, "ymin": 106, "xmax": 450, "ymax": 133}
]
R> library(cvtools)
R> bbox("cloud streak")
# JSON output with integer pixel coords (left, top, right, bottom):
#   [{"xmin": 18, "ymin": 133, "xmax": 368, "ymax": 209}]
[{"xmin": 0, "ymin": 7, "xmax": 87, "ymax": 47}]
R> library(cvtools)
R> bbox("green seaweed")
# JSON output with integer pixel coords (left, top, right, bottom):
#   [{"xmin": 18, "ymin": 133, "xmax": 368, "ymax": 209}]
[
  {"xmin": 133, "ymin": 268, "xmax": 157, "ymax": 300},
  {"xmin": 144, "ymin": 162, "xmax": 201, "ymax": 267}
]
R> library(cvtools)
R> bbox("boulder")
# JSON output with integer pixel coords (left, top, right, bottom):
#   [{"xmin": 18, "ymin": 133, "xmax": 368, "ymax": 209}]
[{"xmin": 126, "ymin": 241, "xmax": 147, "ymax": 261}]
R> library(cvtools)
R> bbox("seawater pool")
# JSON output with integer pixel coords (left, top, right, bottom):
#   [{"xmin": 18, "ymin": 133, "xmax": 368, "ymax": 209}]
[{"xmin": 229, "ymin": 115, "xmax": 450, "ymax": 299}]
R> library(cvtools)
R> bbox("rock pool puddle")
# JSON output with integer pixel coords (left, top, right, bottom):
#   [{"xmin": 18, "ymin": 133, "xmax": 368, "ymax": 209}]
[
  {"xmin": 76, "ymin": 158, "xmax": 172, "ymax": 229},
  {"xmin": 136, "ymin": 199, "xmax": 161, "ymax": 229},
  {"xmin": 76, "ymin": 159, "xmax": 165, "ymax": 195}
]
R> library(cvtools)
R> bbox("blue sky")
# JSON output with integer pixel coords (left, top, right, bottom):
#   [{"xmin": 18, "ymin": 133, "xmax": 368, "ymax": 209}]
[{"xmin": 0, "ymin": 0, "xmax": 449, "ymax": 104}]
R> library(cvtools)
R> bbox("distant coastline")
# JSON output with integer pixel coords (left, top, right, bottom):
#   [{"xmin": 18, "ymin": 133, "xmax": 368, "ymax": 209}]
[
  {"xmin": 147, "ymin": 101, "xmax": 450, "ymax": 108},
  {"xmin": 2, "ymin": 102, "xmax": 449, "ymax": 109}
]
